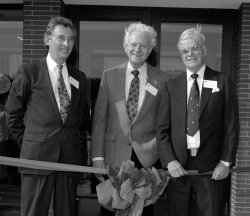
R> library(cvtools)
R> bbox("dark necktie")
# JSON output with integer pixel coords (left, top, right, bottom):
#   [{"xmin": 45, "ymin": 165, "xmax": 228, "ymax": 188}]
[
  {"xmin": 187, "ymin": 73, "xmax": 199, "ymax": 136},
  {"xmin": 126, "ymin": 70, "xmax": 140, "ymax": 123},
  {"xmin": 57, "ymin": 64, "xmax": 71, "ymax": 123}
]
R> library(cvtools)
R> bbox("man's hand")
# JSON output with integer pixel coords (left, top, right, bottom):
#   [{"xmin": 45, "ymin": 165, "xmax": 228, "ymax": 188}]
[
  {"xmin": 212, "ymin": 162, "xmax": 230, "ymax": 180},
  {"xmin": 167, "ymin": 160, "xmax": 187, "ymax": 178},
  {"xmin": 93, "ymin": 160, "xmax": 105, "ymax": 182}
]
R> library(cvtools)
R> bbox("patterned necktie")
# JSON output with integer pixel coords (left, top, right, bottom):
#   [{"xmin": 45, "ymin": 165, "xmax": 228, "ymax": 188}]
[
  {"xmin": 126, "ymin": 70, "xmax": 140, "ymax": 123},
  {"xmin": 57, "ymin": 64, "xmax": 71, "ymax": 123},
  {"xmin": 187, "ymin": 73, "xmax": 199, "ymax": 136}
]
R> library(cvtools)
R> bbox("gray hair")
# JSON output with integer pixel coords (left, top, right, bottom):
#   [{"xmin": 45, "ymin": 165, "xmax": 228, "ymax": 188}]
[
  {"xmin": 44, "ymin": 16, "xmax": 77, "ymax": 45},
  {"xmin": 177, "ymin": 27, "xmax": 206, "ymax": 51},
  {"xmin": 123, "ymin": 22, "xmax": 157, "ymax": 48}
]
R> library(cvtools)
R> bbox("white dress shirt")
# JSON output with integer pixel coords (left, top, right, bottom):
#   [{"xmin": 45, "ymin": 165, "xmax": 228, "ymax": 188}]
[
  {"xmin": 186, "ymin": 65, "xmax": 205, "ymax": 150},
  {"xmin": 46, "ymin": 54, "xmax": 71, "ymax": 111}
]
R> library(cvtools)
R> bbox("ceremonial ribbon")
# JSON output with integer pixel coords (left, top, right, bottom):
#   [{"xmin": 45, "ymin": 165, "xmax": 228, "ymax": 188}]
[
  {"xmin": 0, "ymin": 156, "xmax": 107, "ymax": 174},
  {"xmin": 0, "ymin": 156, "xmax": 249, "ymax": 175}
]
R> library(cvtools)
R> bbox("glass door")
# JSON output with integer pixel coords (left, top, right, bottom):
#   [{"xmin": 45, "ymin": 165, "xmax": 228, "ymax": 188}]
[
  {"xmin": 79, "ymin": 21, "xmax": 130, "ymax": 79},
  {"xmin": 67, "ymin": 7, "xmax": 236, "ymax": 210},
  {"xmin": 0, "ymin": 21, "xmax": 22, "ymax": 80}
]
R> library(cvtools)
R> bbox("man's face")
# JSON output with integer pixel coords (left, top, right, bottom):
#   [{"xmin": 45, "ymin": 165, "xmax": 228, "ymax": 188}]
[
  {"xmin": 179, "ymin": 38, "xmax": 206, "ymax": 73},
  {"xmin": 45, "ymin": 25, "xmax": 75, "ymax": 65},
  {"xmin": 124, "ymin": 31, "xmax": 152, "ymax": 69}
]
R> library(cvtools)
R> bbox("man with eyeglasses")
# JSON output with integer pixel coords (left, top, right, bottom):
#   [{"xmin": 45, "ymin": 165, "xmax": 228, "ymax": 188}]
[
  {"xmin": 6, "ymin": 17, "xmax": 89, "ymax": 216},
  {"xmin": 156, "ymin": 27, "xmax": 239, "ymax": 216}
]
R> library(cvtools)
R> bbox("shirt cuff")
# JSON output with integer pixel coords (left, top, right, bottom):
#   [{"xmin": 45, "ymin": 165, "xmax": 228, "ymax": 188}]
[
  {"xmin": 92, "ymin": 157, "xmax": 104, "ymax": 162},
  {"xmin": 220, "ymin": 160, "xmax": 230, "ymax": 167}
]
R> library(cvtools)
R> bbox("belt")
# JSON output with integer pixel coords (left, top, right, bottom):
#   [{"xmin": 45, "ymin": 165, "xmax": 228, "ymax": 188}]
[{"xmin": 188, "ymin": 148, "xmax": 198, "ymax": 157}]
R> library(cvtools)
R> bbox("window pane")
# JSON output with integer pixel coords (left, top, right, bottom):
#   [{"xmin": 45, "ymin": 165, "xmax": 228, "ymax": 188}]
[
  {"xmin": 79, "ymin": 21, "xmax": 132, "ymax": 79},
  {"xmin": 79, "ymin": 21, "xmax": 131, "ymax": 116},
  {"xmin": 0, "ymin": 21, "xmax": 23, "ymax": 79},
  {"xmin": 160, "ymin": 23, "xmax": 222, "ymax": 77}
]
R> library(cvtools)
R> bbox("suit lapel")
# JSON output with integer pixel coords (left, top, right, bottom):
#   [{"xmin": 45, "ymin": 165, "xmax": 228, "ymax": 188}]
[
  {"xmin": 135, "ymin": 64, "xmax": 159, "ymax": 120},
  {"xmin": 114, "ymin": 63, "xmax": 130, "ymax": 124},
  {"xmin": 65, "ymin": 65, "xmax": 80, "ymax": 123},
  {"xmin": 199, "ymin": 67, "xmax": 215, "ymax": 117},
  {"xmin": 172, "ymin": 73, "xmax": 188, "ymax": 152},
  {"xmin": 115, "ymin": 63, "xmax": 127, "ymax": 102},
  {"xmin": 173, "ymin": 72, "xmax": 187, "ymax": 124},
  {"xmin": 40, "ymin": 59, "xmax": 61, "ymax": 120}
]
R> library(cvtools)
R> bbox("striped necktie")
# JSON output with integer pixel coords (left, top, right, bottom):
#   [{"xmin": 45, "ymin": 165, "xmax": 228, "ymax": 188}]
[{"xmin": 187, "ymin": 73, "xmax": 199, "ymax": 136}]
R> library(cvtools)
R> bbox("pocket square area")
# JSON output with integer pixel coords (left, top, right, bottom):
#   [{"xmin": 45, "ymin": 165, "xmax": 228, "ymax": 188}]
[{"xmin": 212, "ymin": 87, "xmax": 220, "ymax": 93}]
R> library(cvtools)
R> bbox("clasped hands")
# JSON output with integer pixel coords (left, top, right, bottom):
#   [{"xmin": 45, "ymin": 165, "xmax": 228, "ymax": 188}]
[
  {"xmin": 167, "ymin": 160, "xmax": 230, "ymax": 180},
  {"xmin": 93, "ymin": 159, "xmax": 230, "ymax": 181}
]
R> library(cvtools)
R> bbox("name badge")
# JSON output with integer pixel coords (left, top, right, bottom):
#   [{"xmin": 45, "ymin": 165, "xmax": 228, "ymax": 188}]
[
  {"xmin": 69, "ymin": 76, "xmax": 79, "ymax": 89},
  {"xmin": 145, "ymin": 83, "xmax": 158, "ymax": 96},
  {"xmin": 203, "ymin": 80, "xmax": 217, "ymax": 89}
]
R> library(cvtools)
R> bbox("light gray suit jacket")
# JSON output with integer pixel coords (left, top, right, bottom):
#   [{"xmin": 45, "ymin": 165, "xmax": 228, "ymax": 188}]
[{"xmin": 91, "ymin": 62, "xmax": 169, "ymax": 169}]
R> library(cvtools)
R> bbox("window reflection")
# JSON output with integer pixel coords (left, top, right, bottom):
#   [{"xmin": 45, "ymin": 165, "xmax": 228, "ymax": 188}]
[
  {"xmin": 0, "ymin": 21, "xmax": 22, "ymax": 80},
  {"xmin": 79, "ymin": 21, "xmax": 131, "ymax": 117},
  {"xmin": 160, "ymin": 23, "xmax": 222, "ymax": 78},
  {"xmin": 79, "ymin": 21, "xmax": 131, "ymax": 79},
  {"xmin": 79, "ymin": 22, "xmax": 223, "ymax": 115}
]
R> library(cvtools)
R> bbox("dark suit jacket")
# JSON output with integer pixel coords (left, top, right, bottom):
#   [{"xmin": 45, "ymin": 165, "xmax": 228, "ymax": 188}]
[
  {"xmin": 91, "ymin": 62, "xmax": 169, "ymax": 169},
  {"xmin": 6, "ymin": 58, "xmax": 89, "ymax": 175},
  {"xmin": 157, "ymin": 66, "xmax": 239, "ymax": 172}
]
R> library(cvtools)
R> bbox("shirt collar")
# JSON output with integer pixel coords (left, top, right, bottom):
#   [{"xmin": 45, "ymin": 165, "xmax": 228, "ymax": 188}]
[
  {"xmin": 186, "ymin": 65, "xmax": 206, "ymax": 81},
  {"xmin": 46, "ymin": 53, "xmax": 66, "ymax": 73},
  {"xmin": 126, "ymin": 62, "xmax": 147, "ymax": 77}
]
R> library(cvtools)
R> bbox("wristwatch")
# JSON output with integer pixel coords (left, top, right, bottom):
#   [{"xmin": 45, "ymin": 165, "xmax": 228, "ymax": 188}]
[{"xmin": 220, "ymin": 160, "xmax": 230, "ymax": 167}]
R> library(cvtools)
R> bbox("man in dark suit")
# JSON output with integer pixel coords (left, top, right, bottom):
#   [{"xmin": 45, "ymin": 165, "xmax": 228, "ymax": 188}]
[
  {"xmin": 156, "ymin": 27, "xmax": 239, "ymax": 216},
  {"xmin": 91, "ymin": 22, "xmax": 169, "ymax": 216},
  {"xmin": 6, "ymin": 17, "xmax": 89, "ymax": 216}
]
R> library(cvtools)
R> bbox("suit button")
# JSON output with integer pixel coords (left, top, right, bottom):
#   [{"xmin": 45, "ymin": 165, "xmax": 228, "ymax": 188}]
[{"xmin": 128, "ymin": 143, "xmax": 131, "ymax": 146}]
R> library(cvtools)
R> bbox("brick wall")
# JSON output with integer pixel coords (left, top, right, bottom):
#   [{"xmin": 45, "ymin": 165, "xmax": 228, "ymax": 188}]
[
  {"xmin": 23, "ymin": 0, "xmax": 65, "ymax": 64},
  {"xmin": 231, "ymin": 3, "xmax": 250, "ymax": 216}
]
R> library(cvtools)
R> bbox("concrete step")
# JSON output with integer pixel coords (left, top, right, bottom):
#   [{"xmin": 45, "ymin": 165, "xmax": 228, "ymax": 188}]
[
  {"xmin": 0, "ymin": 185, "xmax": 21, "ymax": 216},
  {"xmin": 0, "ymin": 210, "xmax": 20, "ymax": 216}
]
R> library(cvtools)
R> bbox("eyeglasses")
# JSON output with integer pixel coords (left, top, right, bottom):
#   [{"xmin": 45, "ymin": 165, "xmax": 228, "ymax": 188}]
[{"xmin": 179, "ymin": 45, "xmax": 200, "ymax": 55}]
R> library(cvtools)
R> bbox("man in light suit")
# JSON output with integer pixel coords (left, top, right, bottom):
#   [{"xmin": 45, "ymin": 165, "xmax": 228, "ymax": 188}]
[
  {"xmin": 91, "ymin": 22, "xmax": 169, "ymax": 216},
  {"xmin": 6, "ymin": 17, "xmax": 89, "ymax": 216},
  {"xmin": 156, "ymin": 27, "xmax": 239, "ymax": 216}
]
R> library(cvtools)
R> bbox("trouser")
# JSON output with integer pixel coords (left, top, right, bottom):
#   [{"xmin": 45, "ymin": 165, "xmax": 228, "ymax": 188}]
[
  {"xmin": 21, "ymin": 172, "xmax": 79, "ymax": 216},
  {"xmin": 165, "ymin": 156, "xmax": 229, "ymax": 216}
]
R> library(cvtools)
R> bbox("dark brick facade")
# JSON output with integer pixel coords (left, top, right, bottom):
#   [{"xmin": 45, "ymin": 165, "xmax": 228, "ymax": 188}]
[
  {"xmin": 23, "ymin": 0, "xmax": 65, "ymax": 64},
  {"xmin": 231, "ymin": 3, "xmax": 250, "ymax": 216}
]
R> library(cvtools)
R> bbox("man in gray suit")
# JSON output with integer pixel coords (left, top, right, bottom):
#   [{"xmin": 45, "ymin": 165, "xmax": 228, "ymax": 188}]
[
  {"xmin": 91, "ymin": 22, "xmax": 169, "ymax": 216},
  {"xmin": 6, "ymin": 17, "xmax": 89, "ymax": 216}
]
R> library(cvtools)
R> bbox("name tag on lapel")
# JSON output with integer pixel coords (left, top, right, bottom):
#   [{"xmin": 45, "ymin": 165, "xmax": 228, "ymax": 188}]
[
  {"xmin": 69, "ymin": 76, "xmax": 79, "ymax": 89},
  {"xmin": 145, "ymin": 83, "xmax": 158, "ymax": 96},
  {"xmin": 203, "ymin": 80, "xmax": 217, "ymax": 89}
]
